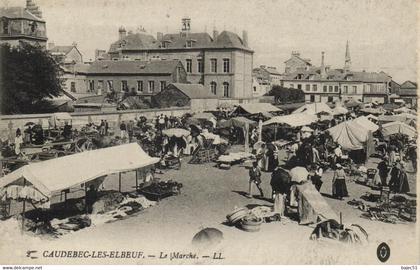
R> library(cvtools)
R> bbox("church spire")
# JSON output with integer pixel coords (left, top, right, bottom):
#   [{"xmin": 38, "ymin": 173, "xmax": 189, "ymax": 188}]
[{"xmin": 344, "ymin": 40, "xmax": 351, "ymax": 72}]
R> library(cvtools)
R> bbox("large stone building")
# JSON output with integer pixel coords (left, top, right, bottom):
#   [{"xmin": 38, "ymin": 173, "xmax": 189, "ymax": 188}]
[
  {"xmin": 106, "ymin": 17, "xmax": 254, "ymax": 100},
  {"xmin": 62, "ymin": 59, "xmax": 187, "ymax": 96},
  {"xmin": 0, "ymin": 0, "xmax": 47, "ymax": 48},
  {"xmin": 282, "ymin": 43, "xmax": 392, "ymax": 104}
]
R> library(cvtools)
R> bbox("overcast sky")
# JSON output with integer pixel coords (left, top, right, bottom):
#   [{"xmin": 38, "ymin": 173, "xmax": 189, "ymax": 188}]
[{"xmin": 3, "ymin": 0, "xmax": 417, "ymax": 83}]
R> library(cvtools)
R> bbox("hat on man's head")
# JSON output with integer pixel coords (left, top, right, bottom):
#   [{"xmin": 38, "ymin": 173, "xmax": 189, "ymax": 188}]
[{"xmin": 336, "ymin": 163, "xmax": 342, "ymax": 168}]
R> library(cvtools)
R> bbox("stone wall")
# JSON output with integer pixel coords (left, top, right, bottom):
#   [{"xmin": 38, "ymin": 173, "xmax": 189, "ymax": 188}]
[{"xmin": 0, "ymin": 107, "xmax": 191, "ymax": 140}]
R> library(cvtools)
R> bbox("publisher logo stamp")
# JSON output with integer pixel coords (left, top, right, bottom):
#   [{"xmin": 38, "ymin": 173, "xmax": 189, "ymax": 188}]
[{"xmin": 377, "ymin": 242, "xmax": 390, "ymax": 263}]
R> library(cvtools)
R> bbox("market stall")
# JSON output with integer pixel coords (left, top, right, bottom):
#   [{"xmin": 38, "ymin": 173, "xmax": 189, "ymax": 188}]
[
  {"xmin": 0, "ymin": 143, "xmax": 159, "ymax": 228},
  {"xmin": 381, "ymin": 121, "xmax": 417, "ymax": 139}
]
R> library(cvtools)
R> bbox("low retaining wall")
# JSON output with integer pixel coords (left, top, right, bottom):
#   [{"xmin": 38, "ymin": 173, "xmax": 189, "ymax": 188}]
[{"xmin": 0, "ymin": 107, "xmax": 191, "ymax": 139}]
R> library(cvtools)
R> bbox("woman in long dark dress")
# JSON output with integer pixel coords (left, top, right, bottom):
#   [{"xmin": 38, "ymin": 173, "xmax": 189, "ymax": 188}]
[
  {"xmin": 332, "ymin": 164, "xmax": 348, "ymax": 200},
  {"xmin": 389, "ymin": 162, "xmax": 410, "ymax": 193}
]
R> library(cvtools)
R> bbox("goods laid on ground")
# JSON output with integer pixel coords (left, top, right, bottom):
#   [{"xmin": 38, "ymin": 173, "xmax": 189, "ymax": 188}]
[
  {"xmin": 348, "ymin": 193, "xmax": 416, "ymax": 224},
  {"xmin": 226, "ymin": 206, "xmax": 283, "ymax": 232},
  {"xmin": 138, "ymin": 180, "xmax": 183, "ymax": 201},
  {"xmin": 309, "ymin": 219, "xmax": 368, "ymax": 245},
  {"xmin": 217, "ymin": 152, "xmax": 254, "ymax": 169}
]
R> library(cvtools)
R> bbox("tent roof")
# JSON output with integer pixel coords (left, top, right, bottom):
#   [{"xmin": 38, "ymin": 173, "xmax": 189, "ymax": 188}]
[
  {"xmin": 263, "ymin": 113, "xmax": 318, "ymax": 127},
  {"xmin": 378, "ymin": 114, "xmax": 416, "ymax": 123},
  {"xmin": 292, "ymin": 102, "xmax": 333, "ymax": 115},
  {"xmin": 332, "ymin": 105, "xmax": 349, "ymax": 115},
  {"xmin": 382, "ymin": 121, "xmax": 417, "ymax": 138},
  {"xmin": 193, "ymin": 112, "xmax": 215, "ymax": 119},
  {"xmin": 327, "ymin": 121, "xmax": 370, "ymax": 150},
  {"xmin": 0, "ymin": 143, "xmax": 159, "ymax": 198},
  {"xmin": 360, "ymin": 107, "xmax": 385, "ymax": 115},
  {"xmin": 219, "ymin": 117, "xmax": 257, "ymax": 129},
  {"xmin": 235, "ymin": 103, "xmax": 282, "ymax": 115},
  {"xmin": 394, "ymin": 107, "xmax": 416, "ymax": 114},
  {"xmin": 351, "ymin": 116, "xmax": 379, "ymax": 132}
]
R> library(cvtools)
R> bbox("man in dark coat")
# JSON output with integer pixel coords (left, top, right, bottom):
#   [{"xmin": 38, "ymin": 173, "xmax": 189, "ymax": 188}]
[{"xmin": 377, "ymin": 157, "xmax": 389, "ymax": 186}]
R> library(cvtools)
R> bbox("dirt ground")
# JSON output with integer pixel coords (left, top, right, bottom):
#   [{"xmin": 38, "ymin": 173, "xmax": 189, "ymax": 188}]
[{"xmin": 0, "ymin": 146, "xmax": 418, "ymax": 265}]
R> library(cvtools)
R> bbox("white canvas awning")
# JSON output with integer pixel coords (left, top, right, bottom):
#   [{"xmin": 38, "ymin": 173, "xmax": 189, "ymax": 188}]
[
  {"xmin": 327, "ymin": 121, "xmax": 369, "ymax": 150},
  {"xmin": 381, "ymin": 121, "xmax": 417, "ymax": 138},
  {"xmin": 0, "ymin": 143, "xmax": 159, "ymax": 198},
  {"xmin": 263, "ymin": 113, "xmax": 318, "ymax": 127},
  {"xmin": 292, "ymin": 102, "xmax": 333, "ymax": 115},
  {"xmin": 351, "ymin": 116, "xmax": 379, "ymax": 132}
]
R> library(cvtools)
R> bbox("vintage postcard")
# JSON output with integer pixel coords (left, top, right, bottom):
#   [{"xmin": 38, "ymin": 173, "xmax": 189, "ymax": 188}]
[{"xmin": 0, "ymin": 0, "xmax": 418, "ymax": 267}]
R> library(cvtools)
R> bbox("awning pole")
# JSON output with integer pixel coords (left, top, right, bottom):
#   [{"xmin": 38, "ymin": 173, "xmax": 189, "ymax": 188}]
[
  {"xmin": 135, "ymin": 170, "xmax": 138, "ymax": 191},
  {"xmin": 84, "ymin": 184, "xmax": 88, "ymax": 214},
  {"xmin": 274, "ymin": 124, "xmax": 277, "ymax": 141},
  {"xmin": 119, "ymin": 172, "xmax": 122, "ymax": 193},
  {"xmin": 21, "ymin": 179, "xmax": 26, "ymax": 233}
]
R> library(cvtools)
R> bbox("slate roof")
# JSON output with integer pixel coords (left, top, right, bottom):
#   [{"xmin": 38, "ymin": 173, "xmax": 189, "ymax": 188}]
[
  {"xmin": 0, "ymin": 7, "xmax": 44, "ymax": 22},
  {"xmin": 284, "ymin": 54, "xmax": 312, "ymax": 66},
  {"xmin": 49, "ymin": 45, "xmax": 74, "ymax": 54},
  {"xmin": 109, "ymin": 32, "xmax": 160, "ymax": 53},
  {"xmin": 109, "ymin": 30, "xmax": 252, "ymax": 53},
  {"xmin": 283, "ymin": 66, "xmax": 391, "ymax": 83},
  {"xmin": 161, "ymin": 32, "xmax": 213, "ymax": 49},
  {"xmin": 72, "ymin": 60, "xmax": 181, "ymax": 75},
  {"xmin": 400, "ymin": 81, "xmax": 417, "ymax": 89},
  {"xmin": 170, "ymin": 83, "xmax": 217, "ymax": 99}
]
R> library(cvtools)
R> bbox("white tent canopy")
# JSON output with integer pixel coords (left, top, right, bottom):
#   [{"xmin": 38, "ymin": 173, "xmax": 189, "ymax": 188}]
[
  {"xmin": 332, "ymin": 105, "xmax": 349, "ymax": 115},
  {"xmin": 381, "ymin": 121, "xmax": 417, "ymax": 138},
  {"xmin": 327, "ymin": 121, "xmax": 370, "ymax": 150},
  {"xmin": 292, "ymin": 102, "xmax": 333, "ymax": 115},
  {"xmin": 262, "ymin": 113, "xmax": 318, "ymax": 127},
  {"xmin": 0, "ymin": 143, "xmax": 159, "ymax": 198},
  {"xmin": 394, "ymin": 107, "xmax": 416, "ymax": 114},
  {"xmin": 351, "ymin": 116, "xmax": 379, "ymax": 132}
]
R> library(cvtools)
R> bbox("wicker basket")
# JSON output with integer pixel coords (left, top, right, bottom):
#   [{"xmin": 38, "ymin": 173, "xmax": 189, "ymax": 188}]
[
  {"xmin": 226, "ymin": 207, "xmax": 249, "ymax": 224},
  {"xmin": 240, "ymin": 215, "xmax": 263, "ymax": 232}
]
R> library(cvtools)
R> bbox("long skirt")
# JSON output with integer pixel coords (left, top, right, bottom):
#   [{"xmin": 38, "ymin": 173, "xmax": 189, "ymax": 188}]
[
  {"xmin": 273, "ymin": 193, "xmax": 286, "ymax": 216},
  {"xmin": 332, "ymin": 178, "xmax": 348, "ymax": 198}
]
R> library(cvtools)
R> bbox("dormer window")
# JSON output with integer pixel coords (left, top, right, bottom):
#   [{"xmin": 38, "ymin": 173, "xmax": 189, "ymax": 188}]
[
  {"xmin": 186, "ymin": 40, "xmax": 193, "ymax": 48},
  {"xmin": 161, "ymin": 40, "xmax": 171, "ymax": 48}
]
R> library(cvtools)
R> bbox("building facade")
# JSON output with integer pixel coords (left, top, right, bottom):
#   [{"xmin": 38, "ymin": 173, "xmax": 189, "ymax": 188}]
[
  {"xmin": 284, "ymin": 51, "xmax": 312, "ymax": 74},
  {"xmin": 252, "ymin": 65, "xmax": 282, "ymax": 96},
  {"xmin": 62, "ymin": 60, "xmax": 188, "ymax": 96},
  {"xmin": 48, "ymin": 42, "xmax": 83, "ymax": 67},
  {"xmin": 398, "ymin": 81, "xmax": 417, "ymax": 107},
  {"xmin": 0, "ymin": 0, "xmax": 47, "ymax": 48},
  {"xmin": 106, "ymin": 18, "xmax": 254, "ymax": 100},
  {"xmin": 281, "ymin": 45, "xmax": 391, "ymax": 104}
]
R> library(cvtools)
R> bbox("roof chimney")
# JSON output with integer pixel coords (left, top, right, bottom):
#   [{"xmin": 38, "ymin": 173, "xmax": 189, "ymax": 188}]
[
  {"xmin": 320, "ymin": 51, "xmax": 327, "ymax": 78},
  {"xmin": 292, "ymin": 51, "xmax": 300, "ymax": 57},
  {"xmin": 213, "ymin": 29, "xmax": 219, "ymax": 41},
  {"xmin": 181, "ymin": 17, "xmax": 191, "ymax": 32},
  {"xmin": 157, "ymin": 32, "xmax": 163, "ymax": 41},
  {"xmin": 119, "ymin": 26, "xmax": 127, "ymax": 40},
  {"xmin": 242, "ymin": 30, "xmax": 248, "ymax": 47}
]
